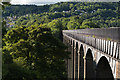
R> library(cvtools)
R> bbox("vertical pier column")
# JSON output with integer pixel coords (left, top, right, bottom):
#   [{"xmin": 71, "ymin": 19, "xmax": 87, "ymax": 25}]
[
  {"xmin": 73, "ymin": 47, "xmax": 76, "ymax": 80},
  {"xmin": 71, "ymin": 44, "xmax": 74, "ymax": 80},
  {"xmin": 78, "ymin": 51, "xmax": 80, "ymax": 80},
  {"xmin": 84, "ymin": 56, "xmax": 86, "ymax": 80},
  {"xmin": 116, "ymin": 43, "xmax": 120, "ymax": 79},
  {"xmin": 116, "ymin": 61, "xmax": 120, "ymax": 79}
]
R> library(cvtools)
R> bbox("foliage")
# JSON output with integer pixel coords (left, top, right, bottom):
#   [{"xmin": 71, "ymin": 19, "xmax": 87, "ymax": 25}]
[
  {"xmin": 47, "ymin": 19, "xmax": 63, "ymax": 39},
  {"xmin": 4, "ymin": 2, "xmax": 119, "ymax": 29},
  {"xmin": 3, "ymin": 25, "xmax": 69, "ymax": 79},
  {"xmin": 80, "ymin": 20, "xmax": 99, "ymax": 29}
]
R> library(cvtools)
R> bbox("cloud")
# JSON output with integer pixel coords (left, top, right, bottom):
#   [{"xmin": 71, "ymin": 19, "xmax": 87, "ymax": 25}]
[
  {"xmin": 11, "ymin": 0, "xmax": 68, "ymax": 3},
  {"xmin": 10, "ymin": 0, "xmax": 69, "ymax": 5}
]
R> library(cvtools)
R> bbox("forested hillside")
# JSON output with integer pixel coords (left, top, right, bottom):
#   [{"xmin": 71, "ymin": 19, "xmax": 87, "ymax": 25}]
[
  {"xmin": 3, "ymin": 2, "xmax": 120, "ymax": 30},
  {"xmin": 2, "ymin": 2, "xmax": 120, "ymax": 80}
]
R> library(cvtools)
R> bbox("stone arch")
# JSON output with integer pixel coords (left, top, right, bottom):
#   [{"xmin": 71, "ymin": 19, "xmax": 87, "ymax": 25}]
[
  {"xmin": 79, "ymin": 44, "xmax": 84, "ymax": 79},
  {"xmin": 72, "ymin": 40, "xmax": 75, "ymax": 79},
  {"xmin": 71, "ymin": 39, "xmax": 72, "ymax": 45},
  {"xmin": 96, "ymin": 56, "xmax": 114, "ymax": 79},
  {"xmin": 75, "ymin": 42, "xmax": 78, "ymax": 79},
  {"xmin": 86, "ymin": 48, "xmax": 95, "ymax": 79},
  {"xmin": 69, "ymin": 39, "xmax": 70, "ymax": 44}
]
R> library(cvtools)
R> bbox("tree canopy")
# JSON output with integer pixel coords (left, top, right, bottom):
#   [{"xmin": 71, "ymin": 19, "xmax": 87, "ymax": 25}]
[{"xmin": 2, "ymin": 25, "xmax": 69, "ymax": 79}]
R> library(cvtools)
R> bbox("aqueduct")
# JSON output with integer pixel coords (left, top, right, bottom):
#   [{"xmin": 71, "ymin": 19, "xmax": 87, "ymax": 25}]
[{"xmin": 63, "ymin": 28, "xmax": 120, "ymax": 79}]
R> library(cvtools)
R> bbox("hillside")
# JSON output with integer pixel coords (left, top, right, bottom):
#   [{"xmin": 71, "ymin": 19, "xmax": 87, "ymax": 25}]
[{"xmin": 3, "ymin": 2, "xmax": 119, "ymax": 30}]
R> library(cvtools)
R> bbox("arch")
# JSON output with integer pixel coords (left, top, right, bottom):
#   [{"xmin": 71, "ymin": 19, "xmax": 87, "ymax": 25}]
[
  {"xmin": 79, "ymin": 44, "xmax": 84, "ymax": 79},
  {"xmin": 96, "ymin": 56, "xmax": 114, "ymax": 79},
  {"xmin": 75, "ymin": 42, "xmax": 78, "ymax": 79},
  {"xmin": 69, "ymin": 39, "xmax": 70, "ymax": 44},
  {"xmin": 71, "ymin": 39, "xmax": 72, "ymax": 45},
  {"xmin": 86, "ymin": 48, "xmax": 95, "ymax": 79},
  {"xmin": 72, "ymin": 40, "xmax": 75, "ymax": 79}
]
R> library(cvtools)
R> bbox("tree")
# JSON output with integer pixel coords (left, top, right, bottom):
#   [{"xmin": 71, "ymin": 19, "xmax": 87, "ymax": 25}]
[
  {"xmin": 47, "ymin": 19, "xmax": 63, "ymax": 40},
  {"xmin": 80, "ymin": 20, "xmax": 99, "ymax": 29},
  {"xmin": 67, "ymin": 21, "xmax": 80, "ymax": 29},
  {"xmin": 66, "ymin": 16, "xmax": 82, "ymax": 30},
  {"xmin": 3, "ymin": 25, "xmax": 69, "ymax": 79}
]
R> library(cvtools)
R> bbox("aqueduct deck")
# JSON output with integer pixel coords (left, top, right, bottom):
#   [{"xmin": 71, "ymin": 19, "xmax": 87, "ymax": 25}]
[{"xmin": 63, "ymin": 28, "xmax": 120, "ymax": 79}]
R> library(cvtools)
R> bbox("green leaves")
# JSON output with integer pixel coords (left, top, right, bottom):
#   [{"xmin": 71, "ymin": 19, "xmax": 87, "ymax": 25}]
[
  {"xmin": 80, "ymin": 20, "xmax": 100, "ymax": 29},
  {"xmin": 3, "ymin": 25, "xmax": 69, "ymax": 79}
]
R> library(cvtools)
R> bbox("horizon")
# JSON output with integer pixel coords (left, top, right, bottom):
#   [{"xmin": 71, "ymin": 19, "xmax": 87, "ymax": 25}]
[
  {"xmin": 10, "ymin": 0, "xmax": 69, "ymax": 5},
  {"xmin": 10, "ymin": 0, "xmax": 120, "ymax": 5}
]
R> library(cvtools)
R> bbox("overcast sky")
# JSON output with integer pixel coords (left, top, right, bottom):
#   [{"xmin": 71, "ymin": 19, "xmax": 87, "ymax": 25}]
[
  {"xmin": 10, "ymin": 0, "xmax": 119, "ymax": 4},
  {"xmin": 10, "ymin": 0, "xmax": 69, "ymax": 4}
]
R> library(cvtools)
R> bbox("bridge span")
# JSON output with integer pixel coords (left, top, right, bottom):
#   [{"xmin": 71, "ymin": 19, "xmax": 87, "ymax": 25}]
[{"xmin": 63, "ymin": 28, "xmax": 120, "ymax": 79}]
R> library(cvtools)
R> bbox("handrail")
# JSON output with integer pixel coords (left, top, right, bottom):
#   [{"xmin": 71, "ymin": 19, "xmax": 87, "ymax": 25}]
[{"xmin": 63, "ymin": 27, "xmax": 120, "ymax": 42}]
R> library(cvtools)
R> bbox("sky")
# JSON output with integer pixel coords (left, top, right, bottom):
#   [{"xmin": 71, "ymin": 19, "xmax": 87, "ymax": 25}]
[
  {"xmin": 10, "ymin": 0, "xmax": 120, "ymax": 4},
  {"xmin": 10, "ymin": 0, "xmax": 69, "ymax": 4}
]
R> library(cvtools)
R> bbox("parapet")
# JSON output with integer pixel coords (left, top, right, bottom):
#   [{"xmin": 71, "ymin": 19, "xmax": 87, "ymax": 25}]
[{"xmin": 63, "ymin": 27, "xmax": 120, "ymax": 42}]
